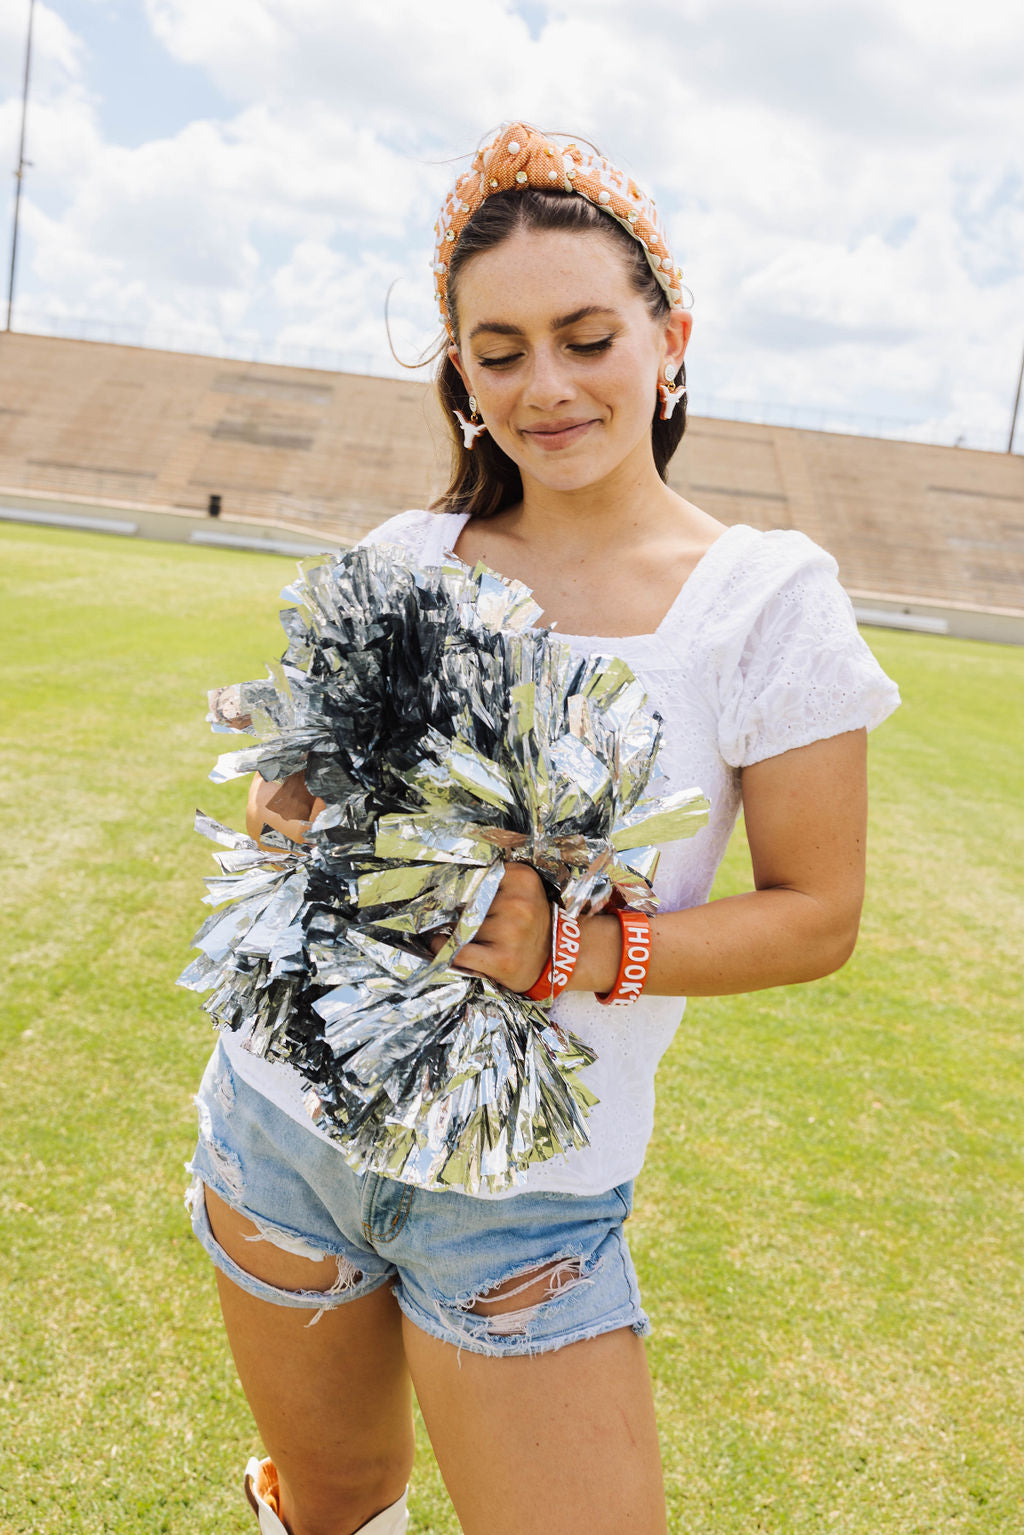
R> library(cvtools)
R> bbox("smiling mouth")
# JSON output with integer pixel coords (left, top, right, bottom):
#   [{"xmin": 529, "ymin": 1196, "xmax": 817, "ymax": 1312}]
[{"xmin": 521, "ymin": 419, "xmax": 597, "ymax": 450}]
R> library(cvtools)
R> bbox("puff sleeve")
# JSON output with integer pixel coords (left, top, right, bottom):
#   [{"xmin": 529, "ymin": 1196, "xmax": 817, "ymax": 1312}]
[
  {"xmin": 355, "ymin": 508, "xmax": 436, "ymax": 558},
  {"xmin": 714, "ymin": 531, "xmax": 900, "ymax": 769}
]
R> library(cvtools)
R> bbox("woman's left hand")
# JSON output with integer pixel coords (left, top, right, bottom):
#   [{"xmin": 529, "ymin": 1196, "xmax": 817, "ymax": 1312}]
[{"xmin": 437, "ymin": 862, "xmax": 552, "ymax": 993}]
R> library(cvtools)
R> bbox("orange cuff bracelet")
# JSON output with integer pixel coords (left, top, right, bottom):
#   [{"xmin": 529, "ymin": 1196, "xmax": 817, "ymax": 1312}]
[{"xmin": 596, "ymin": 909, "xmax": 651, "ymax": 1006}]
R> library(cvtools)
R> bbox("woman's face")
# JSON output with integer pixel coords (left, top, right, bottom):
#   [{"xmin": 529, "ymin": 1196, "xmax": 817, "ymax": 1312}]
[{"xmin": 450, "ymin": 226, "xmax": 690, "ymax": 498}]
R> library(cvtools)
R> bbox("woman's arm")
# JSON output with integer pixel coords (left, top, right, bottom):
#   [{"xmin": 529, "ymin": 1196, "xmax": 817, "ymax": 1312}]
[
  {"xmin": 451, "ymin": 729, "xmax": 869, "ymax": 998},
  {"xmin": 246, "ymin": 772, "xmax": 325, "ymax": 846},
  {"xmin": 605, "ymin": 726, "xmax": 867, "ymax": 996}
]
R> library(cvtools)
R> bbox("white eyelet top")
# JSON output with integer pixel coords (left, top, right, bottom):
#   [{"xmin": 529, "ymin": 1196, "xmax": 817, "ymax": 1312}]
[{"xmin": 221, "ymin": 509, "xmax": 900, "ymax": 1198}]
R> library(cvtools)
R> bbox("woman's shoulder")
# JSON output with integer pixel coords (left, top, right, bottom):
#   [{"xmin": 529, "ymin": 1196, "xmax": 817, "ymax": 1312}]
[
  {"xmin": 682, "ymin": 522, "xmax": 841, "ymax": 635},
  {"xmin": 356, "ymin": 508, "xmax": 437, "ymax": 554},
  {"xmin": 714, "ymin": 522, "xmax": 838, "ymax": 584},
  {"xmin": 356, "ymin": 507, "xmax": 470, "ymax": 565}
]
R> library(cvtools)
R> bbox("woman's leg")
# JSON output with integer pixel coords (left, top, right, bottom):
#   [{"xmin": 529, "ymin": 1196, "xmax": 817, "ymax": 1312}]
[
  {"xmin": 204, "ymin": 1187, "xmax": 415, "ymax": 1535},
  {"xmin": 403, "ymin": 1308, "xmax": 667, "ymax": 1535}
]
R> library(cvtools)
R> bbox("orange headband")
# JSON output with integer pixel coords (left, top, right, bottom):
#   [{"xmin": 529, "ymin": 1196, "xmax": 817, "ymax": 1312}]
[{"xmin": 433, "ymin": 122, "xmax": 686, "ymax": 339}]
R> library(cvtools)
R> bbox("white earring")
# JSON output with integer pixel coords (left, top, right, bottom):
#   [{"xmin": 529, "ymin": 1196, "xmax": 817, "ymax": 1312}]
[
  {"xmin": 657, "ymin": 364, "xmax": 687, "ymax": 421},
  {"xmin": 453, "ymin": 394, "xmax": 487, "ymax": 448}
]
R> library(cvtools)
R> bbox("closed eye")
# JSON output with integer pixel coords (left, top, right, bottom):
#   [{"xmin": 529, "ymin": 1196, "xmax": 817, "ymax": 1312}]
[
  {"xmin": 476, "ymin": 335, "xmax": 615, "ymax": 368},
  {"xmin": 569, "ymin": 336, "xmax": 614, "ymax": 355}
]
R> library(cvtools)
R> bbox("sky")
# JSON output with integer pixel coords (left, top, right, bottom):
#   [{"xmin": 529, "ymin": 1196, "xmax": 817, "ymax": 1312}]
[{"xmin": 1, "ymin": 0, "xmax": 1022, "ymax": 452}]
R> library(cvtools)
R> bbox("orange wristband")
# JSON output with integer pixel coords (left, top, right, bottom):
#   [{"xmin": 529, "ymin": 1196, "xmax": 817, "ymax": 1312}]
[
  {"xmin": 524, "ymin": 909, "xmax": 582, "ymax": 1002},
  {"xmin": 596, "ymin": 910, "xmax": 651, "ymax": 1006},
  {"xmin": 550, "ymin": 913, "xmax": 582, "ymax": 994},
  {"xmin": 524, "ymin": 957, "xmax": 554, "ymax": 1001}
]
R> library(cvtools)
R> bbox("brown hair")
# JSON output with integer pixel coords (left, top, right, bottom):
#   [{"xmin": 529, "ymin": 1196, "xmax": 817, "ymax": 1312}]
[{"xmin": 430, "ymin": 189, "xmax": 687, "ymax": 520}]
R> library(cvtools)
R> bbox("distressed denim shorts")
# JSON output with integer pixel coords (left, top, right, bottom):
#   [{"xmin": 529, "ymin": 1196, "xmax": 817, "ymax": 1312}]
[{"xmin": 186, "ymin": 1040, "xmax": 650, "ymax": 1358}]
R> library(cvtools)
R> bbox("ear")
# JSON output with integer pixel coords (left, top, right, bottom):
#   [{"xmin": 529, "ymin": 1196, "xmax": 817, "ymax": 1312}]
[
  {"xmin": 663, "ymin": 307, "xmax": 692, "ymax": 375},
  {"xmin": 448, "ymin": 344, "xmax": 471, "ymax": 394}
]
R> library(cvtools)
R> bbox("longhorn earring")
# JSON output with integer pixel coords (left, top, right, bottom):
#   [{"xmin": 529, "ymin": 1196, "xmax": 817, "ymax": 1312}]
[
  {"xmin": 453, "ymin": 394, "xmax": 487, "ymax": 448},
  {"xmin": 657, "ymin": 363, "xmax": 687, "ymax": 421}
]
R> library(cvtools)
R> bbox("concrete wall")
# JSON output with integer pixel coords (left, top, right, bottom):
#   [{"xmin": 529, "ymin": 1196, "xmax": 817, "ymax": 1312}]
[{"xmin": 2, "ymin": 331, "xmax": 1022, "ymax": 641}]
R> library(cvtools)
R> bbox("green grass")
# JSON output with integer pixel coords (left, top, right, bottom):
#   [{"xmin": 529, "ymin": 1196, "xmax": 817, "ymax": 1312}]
[{"xmin": 1, "ymin": 523, "xmax": 1022, "ymax": 1533}]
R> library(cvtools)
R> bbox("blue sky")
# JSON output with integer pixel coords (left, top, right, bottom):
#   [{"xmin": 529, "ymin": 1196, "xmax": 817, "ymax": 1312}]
[
  {"xmin": 2, "ymin": 0, "xmax": 1022, "ymax": 451},
  {"xmin": 40, "ymin": 0, "xmax": 226, "ymax": 148}
]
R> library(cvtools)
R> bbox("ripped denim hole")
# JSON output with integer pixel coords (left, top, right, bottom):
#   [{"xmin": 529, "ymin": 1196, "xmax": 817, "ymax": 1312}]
[
  {"xmin": 193, "ymin": 1095, "xmax": 213, "ymax": 1144},
  {"xmin": 305, "ymin": 1256, "xmax": 367, "ymax": 1328},
  {"xmin": 464, "ymin": 1255, "xmax": 592, "ymax": 1337},
  {"xmin": 194, "ymin": 1091, "xmax": 245, "ymax": 1198},
  {"xmin": 242, "ymin": 1216, "xmax": 334, "ymax": 1264},
  {"xmin": 240, "ymin": 1218, "xmax": 365, "ymax": 1292},
  {"xmin": 206, "ymin": 1138, "xmax": 244, "ymax": 1199},
  {"xmin": 232, "ymin": 1212, "xmax": 365, "ymax": 1308},
  {"xmin": 214, "ymin": 1066, "xmax": 235, "ymax": 1114},
  {"xmin": 186, "ymin": 1175, "xmax": 366, "ymax": 1331},
  {"xmin": 183, "ymin": 1171, "xmax": 202, "ymax": 1216}
]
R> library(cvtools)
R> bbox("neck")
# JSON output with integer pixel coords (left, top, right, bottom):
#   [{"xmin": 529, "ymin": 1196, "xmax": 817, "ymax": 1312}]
[{"xmin": 512, "ymin": 450, "xmax": 682, "ymax": 556}]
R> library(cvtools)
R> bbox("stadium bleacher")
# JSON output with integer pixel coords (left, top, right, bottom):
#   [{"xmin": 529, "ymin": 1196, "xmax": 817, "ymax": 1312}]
[{"xmin": 2, "ymin": 331, "xmax": 1021, "ymax": 641}]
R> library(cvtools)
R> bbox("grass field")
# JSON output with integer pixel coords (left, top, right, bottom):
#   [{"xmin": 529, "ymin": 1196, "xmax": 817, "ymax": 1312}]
[{"xmin": 1, "ymin": 523, "xmax": 1022, "ymax": 1534}]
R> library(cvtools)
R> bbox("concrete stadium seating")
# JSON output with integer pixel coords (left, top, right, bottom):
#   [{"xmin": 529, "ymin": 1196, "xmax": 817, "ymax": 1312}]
[{"xmin": 2, "ymin": 331, "xmax": 1022, "ymax": 639}]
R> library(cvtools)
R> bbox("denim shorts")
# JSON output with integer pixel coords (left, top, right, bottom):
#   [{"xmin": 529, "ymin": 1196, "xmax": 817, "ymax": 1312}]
[{"xmin": 186, "ymin": 1040, "xmax": 650, "ymax": 1358}]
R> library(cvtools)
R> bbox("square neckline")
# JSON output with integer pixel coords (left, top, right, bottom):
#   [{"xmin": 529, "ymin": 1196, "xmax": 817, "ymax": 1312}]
[{"xmin": 436, "ymin": 511, "xmax": 753, "ymax": 647}]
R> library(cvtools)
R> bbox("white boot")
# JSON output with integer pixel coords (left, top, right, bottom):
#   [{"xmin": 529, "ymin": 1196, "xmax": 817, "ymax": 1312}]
[
  {"xmin": 244, "ymin": 1460, "xmax": 288, "ymax": 1535},
  {"xmin": 244, "ymin": 1456, "xmax": 409, "ymax": 1534}
]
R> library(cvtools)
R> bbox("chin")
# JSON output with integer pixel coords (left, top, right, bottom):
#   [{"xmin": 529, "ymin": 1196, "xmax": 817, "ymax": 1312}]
[
  {"xmin": 521, "ymin": 460, "xmax": 612, "ymax": 495},
  {"xmin": 527, "ymin": 443, "xmax": 643, "ymax": 496},
  {"xmin": 513, "ymin": 425, "xmax": 653, "ymax": 496}
]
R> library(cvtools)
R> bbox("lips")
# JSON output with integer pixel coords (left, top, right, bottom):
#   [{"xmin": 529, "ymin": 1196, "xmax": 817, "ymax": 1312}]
[{"xmin": 520, "ymin": 418, "xmax": 596, "ymax": 451}]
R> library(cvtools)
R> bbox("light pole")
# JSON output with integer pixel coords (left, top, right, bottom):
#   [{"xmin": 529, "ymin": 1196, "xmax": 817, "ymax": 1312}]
[
  {"xmin": 1009, "ymin": 342, "xmax": 1024, "ymax": 455},
  {"xmin": 5, "ymin": 0, "xmax": 36, "ymax": 333}
]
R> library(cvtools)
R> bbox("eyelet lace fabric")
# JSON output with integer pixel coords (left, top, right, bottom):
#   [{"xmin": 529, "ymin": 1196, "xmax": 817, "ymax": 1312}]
[{"xmin": 222, "ymin": 509, "xmax": 899, "ymax": 1198}]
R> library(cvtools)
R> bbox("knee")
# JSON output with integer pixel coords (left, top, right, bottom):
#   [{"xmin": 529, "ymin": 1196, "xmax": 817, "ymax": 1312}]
[{"xmin": 278, "ymin": 1456, "xmax": 408, "ymax": 1535}]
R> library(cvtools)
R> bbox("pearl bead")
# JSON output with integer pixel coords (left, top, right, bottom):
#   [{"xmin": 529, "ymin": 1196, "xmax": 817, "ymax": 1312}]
[
  {"xmin": 598, "ymin": 191, "xmax": 611, "ymax": 203},
  {"xmin": 507, "ymin": 140, "xmax": 521, "ymax": 153}
]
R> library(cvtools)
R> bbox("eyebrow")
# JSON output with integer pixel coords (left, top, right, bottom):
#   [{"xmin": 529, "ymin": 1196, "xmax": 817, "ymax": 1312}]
[{"xmin": 467, "ymin": 305, "xmax": 621, "ymax": 342}]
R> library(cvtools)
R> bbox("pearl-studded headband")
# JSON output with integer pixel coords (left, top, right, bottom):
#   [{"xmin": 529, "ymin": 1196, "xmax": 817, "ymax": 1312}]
[{"xmin": 433, "ymin": 121, "xmax": 686, "ymax": 339}]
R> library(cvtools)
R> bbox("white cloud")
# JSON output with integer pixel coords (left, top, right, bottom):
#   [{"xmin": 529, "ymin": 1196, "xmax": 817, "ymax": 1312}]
[
  {"xmin": 0, "ymin": 2, "xmax": 84, "ymax": 97},
  {"xmin": 144, "ymin": 0, "xmax": 542, "ymax": 135},
  {"xmin": 2, "ymin": 0, "xmax": 1021, "ymax": 449},
  {"xmin": 143, "ymin": 0, "xmax": 284, "ymax": 99}
]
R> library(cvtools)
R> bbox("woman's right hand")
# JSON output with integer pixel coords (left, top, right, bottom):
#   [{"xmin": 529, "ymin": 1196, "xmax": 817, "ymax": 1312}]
[{"xmin": 246, "ymin": 771, "xmax": 325, "ymax": 846}]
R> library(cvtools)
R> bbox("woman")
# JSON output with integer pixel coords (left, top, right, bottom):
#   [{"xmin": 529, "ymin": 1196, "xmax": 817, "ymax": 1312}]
[{"xmin": 187, "ymin": 123, "xmax": 899, "ymax": 1535}]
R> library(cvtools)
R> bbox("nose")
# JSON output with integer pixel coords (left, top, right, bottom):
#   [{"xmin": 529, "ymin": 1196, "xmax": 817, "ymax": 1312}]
[{"xmin": 522, "ymin": 344, "xmax": 575, "ymax": 411}]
